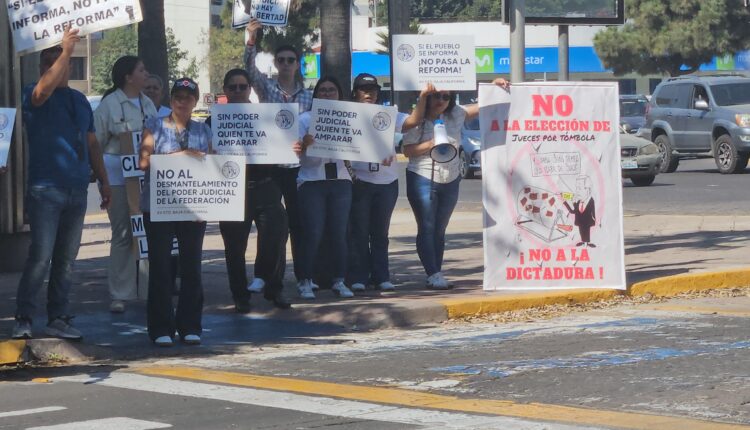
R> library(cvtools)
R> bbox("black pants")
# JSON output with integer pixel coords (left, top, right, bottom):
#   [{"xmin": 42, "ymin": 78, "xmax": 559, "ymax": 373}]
[
  {"xmin": 144, "ymin": 213, "xmax": 206, "ymax": 341},
  {"xmin": 220, "ymin": 178, "xmax": 288, "ymax": 301},
  {"xmin": 273, "ymin": 166, "xmax": 302, "ymax": 280}
]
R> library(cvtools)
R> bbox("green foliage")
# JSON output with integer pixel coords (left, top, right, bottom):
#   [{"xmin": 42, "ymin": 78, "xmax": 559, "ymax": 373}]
[
  {"xmin": 456, "ymin": 0, "xmax": 503, "ymax": 21},
  {"xmin": 524, "ymin": 0, "xmax": 615, "ymax": 17},
  {"xmin": 594, "ymin": 0, "xmax": 750, "ymax": 77},
  {"xmin": 92, "ymin": 25, "xmax": 200, "ymax": 94},
  {"xmin": 375, "ymin": 20, "xmax": 429, "ymax": 54}
]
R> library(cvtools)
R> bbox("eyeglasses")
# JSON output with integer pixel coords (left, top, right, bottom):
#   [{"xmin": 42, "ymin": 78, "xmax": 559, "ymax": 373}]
[
  {"xmin": 276, "ymin": 56, "xmax": 297, "ymax": 65},
  {"xmin": 434, "ymin": 93, "xmax": 452, "ymax": 102},
  {"xmin": 226, "ymin": 84, "xmax": 249, "ymax": 92}
]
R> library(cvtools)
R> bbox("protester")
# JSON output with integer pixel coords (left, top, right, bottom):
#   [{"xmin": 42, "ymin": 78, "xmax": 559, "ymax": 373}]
[
  {"xmin": 205, "ymin": 69, "xmax": 291, "ymax": 311},
  {"xmin": 346, "ymin": 74, "xmax": 419, "ymax": 292},
  {"xmin": 138, "ymin": 77, "xmax": 211, "ymax": 346},
  {"xmin": 144, "ymin": 74, "xmax": 172, "ymax": 118},
  {"xmin": 403, "ymin": 78, "xmax": 509, "ymax": 289},
  {"xmin": 94, "ymin": 55, "xmax": 157, "ymax": 314},
  {"xmin": 12, "ymin": 29, "xmax": 111, "ymax": 340},
  {"xmin": 244, "ymin": 19, "xmax": 312, "ymax": 289},
  {"xmin": 295, "ymin": 77, "xmax": 353, "ymax": 299}
]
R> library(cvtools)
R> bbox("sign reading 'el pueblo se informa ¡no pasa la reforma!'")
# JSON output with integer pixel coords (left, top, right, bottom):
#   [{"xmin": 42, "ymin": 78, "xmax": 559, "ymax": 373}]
[
  {"xmin": 392, "ymin": 34, "xmax": 476, "ymax": 92},
  {"xmin": 7, "ymin": 0, "xmax": 143, "ymax": 53}
]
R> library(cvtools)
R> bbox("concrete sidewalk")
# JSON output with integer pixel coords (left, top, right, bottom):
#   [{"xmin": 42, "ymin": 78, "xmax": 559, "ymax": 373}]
[{"xmin": 2, "ymin": 209, "xmax": 750, "ymax": 365}]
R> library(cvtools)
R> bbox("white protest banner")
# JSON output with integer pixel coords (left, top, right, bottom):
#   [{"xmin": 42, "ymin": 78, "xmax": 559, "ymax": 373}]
[
  {"xmin": 392, "ymin": 35, "xmax": 476, "ymax": 91},
  {"xmin": 0, "ymin": 108, "xmax": 17, "ymax": 168},
  {"xmin": 149, "ymin": 154, "xmax": 246, "ymax": 222},
  {"xmin": 130, "ymin": 215, "xmax": 146, "ymax": 238},
  {"xmin": 306, "ymin": 99, "xmax": 396, "ymax": 163},
  {"xmin": 211, "ymin": 103, "xmax": 299, "ymax": 164},
  {"xmin": 232, "ymin": 0, "xmax": 291, "ymax": 28},
  {"xmin": 480, "ymin": 82, "xmax": 625, "ymax": 291},
  {"xmin": 7, "ymin": 0, "xmax": 143, "ymax": 54}
]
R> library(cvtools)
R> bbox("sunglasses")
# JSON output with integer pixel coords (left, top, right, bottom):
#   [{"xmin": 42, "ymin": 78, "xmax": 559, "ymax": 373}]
[
  {"xmin": 433, "ymin": 93, "xmax": 452, "ymax": 102},
  {"xmin": 276, "ymin": 56, "xmax": 297, "ymax": 65},
  {"xmin": 226, "ymin": 84, "xmax": 249, "ymax": 92}
]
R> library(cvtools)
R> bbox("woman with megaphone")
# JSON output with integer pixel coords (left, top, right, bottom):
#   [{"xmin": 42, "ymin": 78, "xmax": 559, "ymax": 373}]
[{"xmin": 403, "ymin": 78, "xmax": 509, "ymax": 289}]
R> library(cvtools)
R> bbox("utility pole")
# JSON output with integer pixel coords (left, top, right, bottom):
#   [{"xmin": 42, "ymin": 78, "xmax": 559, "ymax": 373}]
[
  {"xmin": 558, "ymin": 25, "xmax": 569, "ymax": 81},
  {"xmin": 510, "ymin": 0, "xmax": 526, "ymax": 83},
  {"xmin": 387, "ymin": 0, "xmax": 410, "ymax": 109}
]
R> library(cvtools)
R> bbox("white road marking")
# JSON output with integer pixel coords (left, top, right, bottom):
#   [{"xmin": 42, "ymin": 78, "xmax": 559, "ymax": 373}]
[
  {"xmin": 0, "ymin": 407, "xmax": 66, "ymax": 418},
  {"xmin": 56, "ymin": 373, "xmax": 599, "ymax": 430},
  {"xmin": 26, "ymin": 417, "xmax": 171, "ymax": 430}
]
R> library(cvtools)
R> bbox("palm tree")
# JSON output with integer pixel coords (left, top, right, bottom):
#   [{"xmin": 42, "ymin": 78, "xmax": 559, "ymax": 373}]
[
  {"xmin": 320, "ymin": 0, "xmax": 352, "ymax": 93},
  {"xmin": 138, "ymin": 0, "xmax": 169, "ymax": 105}
]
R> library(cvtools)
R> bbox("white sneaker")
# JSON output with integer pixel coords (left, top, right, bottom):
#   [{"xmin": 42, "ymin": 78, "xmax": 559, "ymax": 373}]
[
  {"xmin": 182, "ymin": 334, "xmax": 201, "ymax": 345},
  {"xmin": 377, "ymin": 281, "xmax": 396, "ymax": 291},
  {"xmin": 350, "ymin": 282, "xmax": 366, "ymax": 292},
  {"xmin": 154, "ymin": 336, "xmax": 173, "ymax": 347},
  {"xmin": 247, "ymin": 278, "xmax": 266, "ymax": 293},
  {"xmin": 297, "ymin": 280, "xmax": 316, "ymax": 299},
  {"xmin": 426, "ymin": 272, "xmax": 450, "ymax": 290},
  {"xmin": 332, "ymin": 281, "xmax": 354, "ymax": 298}
]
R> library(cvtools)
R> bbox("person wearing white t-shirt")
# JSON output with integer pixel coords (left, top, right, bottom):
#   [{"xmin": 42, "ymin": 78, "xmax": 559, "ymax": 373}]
[
  {"xmin": 295, "ymin": 77, "xmax": 354, "ymax": 299},
  {"xmin": 94, "ymin": 56, "xmax": 157, "ymax": 313},
  {"xmin": 403, "ymin": 78, "xmax": 509, "ymax": 289}
]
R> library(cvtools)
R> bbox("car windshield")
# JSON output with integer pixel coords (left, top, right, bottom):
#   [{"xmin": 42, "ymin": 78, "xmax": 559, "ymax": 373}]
[
  {"xmin": 464, "ymin": 117, "xmax": 480, "ymax": 130},
  {"xmin": 710, "ymin": 83, "xmax": 750, "ymax": 106},
  {"xmin": 619, "ymin": 99, "xmax": 647, "ymax": 116}
]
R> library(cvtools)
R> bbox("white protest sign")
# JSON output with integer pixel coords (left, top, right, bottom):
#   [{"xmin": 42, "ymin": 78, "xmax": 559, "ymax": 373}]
[
  {"xmin": 211, "ymin": 103, "xmax": 299, "ymax": 164},
  {"xmin": 0, "ymin": 108, "xmax": 17, "ymax": 168},
  {"xmin": 150, "ymin": 154, "xmax": 246, "ymax": 222},
  {"xmin": 306, "ymin": 99, "xmax": 396, "ymax": 163},
  {"xmin": 130, "ymin": 214, "xmax": 146, "ymax": 238},
  {"xmin": 392, "ymin": 35, "xmax": 476, "ymax": 91},
  {"xmin": 232, "ymin": 0, "xmax": 291, "ymax": 28},
  {"xmin": 480, "ymin": 82, "xmax": 625, "ymax": 291},
  {"xmin": 7, "ymin": 0, "xmax": 143, "ymax": 54},
  {"xmin": 121, "ymin": 154, "xmax": 143, "ymax": 178}
]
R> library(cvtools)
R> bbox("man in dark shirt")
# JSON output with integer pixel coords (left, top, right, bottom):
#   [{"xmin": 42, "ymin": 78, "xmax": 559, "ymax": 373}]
[{"xmin": 12, "ymin": 29, "xmax": 110, "ymax": 340}]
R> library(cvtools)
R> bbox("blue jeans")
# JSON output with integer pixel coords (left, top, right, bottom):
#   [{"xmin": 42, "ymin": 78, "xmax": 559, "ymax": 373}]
[
  {"xmin": 406, "ymin": 171, "xmax": 460, "ymax": 276},
  {"xmin": 348, "ymin": 179, "xmax": 399, "ymax": 284},
  {"xmin": 298, "ymin": 180, "xmax": 352, "ymax": 282},
  {"xmin": 15, "ymin": 185, "xmax": 87, "ymax": 321}
]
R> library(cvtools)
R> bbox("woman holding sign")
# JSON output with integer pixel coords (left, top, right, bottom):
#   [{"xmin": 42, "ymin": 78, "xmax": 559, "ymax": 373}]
[
  {"xmin": 403, "ymin": 79, "xmax": 508, "ymax": 289},
  {"xmin": 295, "ymin": 77, "xmax": 354, "ymax": 299},
  {"xmin": 138, "ymin": 77, "xmax": 212, "ymax": 347},
  {"xmin": 94, "ymin": 56, "xmax": 157, "ymax": 314},
  {"xmin": 346, "ymin": 74, "xmax": 418, "ymax": 292}
]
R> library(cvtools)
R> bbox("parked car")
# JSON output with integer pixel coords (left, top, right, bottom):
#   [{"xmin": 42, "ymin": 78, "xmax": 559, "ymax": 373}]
[
  {"xmin": 620, "ymin": 127, "xmax": 661, "ymax": 186},
  {"xmin": 619, "ymin": 94, "xmax": 648, "ymax": 133},
  {"xmin": 460, "ymin": 117, "xmax": 482, "ymax": 179},
  {"xmin": 639, "ymin": 75, "xmax": 750, "ymax": 174}
]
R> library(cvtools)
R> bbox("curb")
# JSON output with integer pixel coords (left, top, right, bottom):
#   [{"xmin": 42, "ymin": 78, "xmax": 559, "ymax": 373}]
[{"xmin": 3, "ymin": 268, "xmax": 750, "ymax": 366}]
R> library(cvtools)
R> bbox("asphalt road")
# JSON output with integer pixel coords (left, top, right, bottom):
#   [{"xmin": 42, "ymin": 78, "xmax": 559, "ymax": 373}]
[{"xmin": 4, "ymin": 295, "xmax": 750, "ymax": 429}]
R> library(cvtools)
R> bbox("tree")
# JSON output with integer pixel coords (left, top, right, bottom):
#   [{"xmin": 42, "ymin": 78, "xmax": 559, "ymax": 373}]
[
  {"xmin": 92, "ymin": 26, "xmax": 199, "ymax": 94},
  {"xmin": 593, "ymin": 0, "xmax": 750, "ymax": 77},
  {"xmin": 139, "ymin": 0, "xmax": 168, "ymax": 103},
  {"xmin": 320, "ymin": 0, "xmax": 352, "ymax": 92},
  {"xmin": 375, "ymin": 20, "xmax": 428, "ymax": 55}
]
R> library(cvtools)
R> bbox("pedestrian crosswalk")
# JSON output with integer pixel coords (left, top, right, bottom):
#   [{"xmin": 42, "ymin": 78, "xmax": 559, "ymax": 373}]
[
  {"xmin": 0, "ymin": 407, "xmax": 67, "ymax": 418},
  {"xmin": 26, "ymin": 418, "xmax": 171, "ymax": 430}
]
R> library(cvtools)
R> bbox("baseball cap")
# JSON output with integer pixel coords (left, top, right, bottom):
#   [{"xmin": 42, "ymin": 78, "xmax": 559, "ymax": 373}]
[
  {"xmin": 171, "ymin": 77, "xmax": 199, "ymax": 98},
  {"xmin": 353, "ymin": 73, "xmax": 380, "ymax": 90}
]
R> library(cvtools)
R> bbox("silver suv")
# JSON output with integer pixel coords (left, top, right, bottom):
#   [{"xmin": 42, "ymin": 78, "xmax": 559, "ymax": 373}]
[{"xmin": 640, "ymin": 75, "xmax": 750, "ymax": 174}]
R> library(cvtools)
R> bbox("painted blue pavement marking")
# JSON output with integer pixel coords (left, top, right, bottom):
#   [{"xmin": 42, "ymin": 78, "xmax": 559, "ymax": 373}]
[{"xmin": 431, "ymin": 340, "xmax": 750, "ymax": 378}]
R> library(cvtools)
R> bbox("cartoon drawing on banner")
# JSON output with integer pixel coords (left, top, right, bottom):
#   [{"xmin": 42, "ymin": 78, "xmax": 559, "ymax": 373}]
[{"xmin": 562, "ymin": 175, "xmax": 596, "ymax": 248}]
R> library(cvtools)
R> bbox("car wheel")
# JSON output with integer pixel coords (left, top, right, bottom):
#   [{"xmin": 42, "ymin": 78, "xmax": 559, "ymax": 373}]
[
  {"xmin": 654, "ymin": 135, "xmax": 679, "ymax": 173},
  {"xmin": 459, "ymin": 150, "xmax": 474, "ymax": 179},
  {"xmin": 714, "ymin": 134, "xmax": 748, "ymax": 174},
  {"xmin": 630, "ymin": 176, "xmax": 655, "ymax": 186}
]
